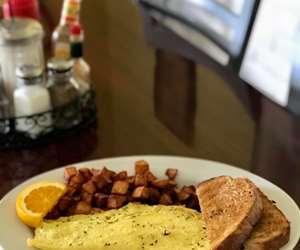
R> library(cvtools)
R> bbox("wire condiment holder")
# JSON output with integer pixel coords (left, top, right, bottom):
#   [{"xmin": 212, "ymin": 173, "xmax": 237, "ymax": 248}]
[{"xmin": 0, "ymin": 90, "xmax": 97, "ymax": 149}]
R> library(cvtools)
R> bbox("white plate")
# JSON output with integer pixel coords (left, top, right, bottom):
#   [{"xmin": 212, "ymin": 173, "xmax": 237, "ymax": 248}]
[{"xmin": 0, "ymin": 156, "xmax": 299, "ymax": 250}]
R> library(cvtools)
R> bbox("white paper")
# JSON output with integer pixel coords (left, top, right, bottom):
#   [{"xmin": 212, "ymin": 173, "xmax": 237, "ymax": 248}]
[{"xmin": 240, "ymin": 0, "xmax": 300, "ymax": 107}]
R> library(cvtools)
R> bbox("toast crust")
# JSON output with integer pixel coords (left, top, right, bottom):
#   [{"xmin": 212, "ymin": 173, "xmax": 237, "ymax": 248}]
[
  {"xmin": 197, "ymin": 176, "xmax": 263, "ymax": 250},
  {"xmin": 243, "ymin": 191, "xmax": 290, "ymax": 250}
]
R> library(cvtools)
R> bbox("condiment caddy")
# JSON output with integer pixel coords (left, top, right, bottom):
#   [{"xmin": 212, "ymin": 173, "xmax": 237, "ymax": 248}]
[{"xmin": 0, "ymin": 0, "xmax": 96, "ymax": 149}]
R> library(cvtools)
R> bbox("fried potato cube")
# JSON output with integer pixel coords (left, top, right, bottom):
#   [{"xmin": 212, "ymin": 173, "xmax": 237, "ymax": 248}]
[
  {"xmin": 45, "ymin": 208, "xmax": 61, "ymax": 220},
  {"xmin": 135, "ymin": 160, "xmax": 149, "ymax": 174},
  {"xmin": 92, "ymin": 174, "xmax": 108, "ymax": 190},
  {"xmin": 132, "ymin": 186, "xmax": 150, "ymax": 200},
  {"xmin": 69, "ymin": 173, "xmax": 85, "ymax": 187},
  {"xmin": 135, "ymin": 174, "xmax": 148, "ymax": 187},
  {"xmin": 81, "ymin": 191, "xmax": 93, "ymax": 205},
  {"xmin": 168, "ymin": 180, "xmax": 177, "ymax": 186},
  {"xmin": 165, "ymin": 168, "xmax": 178, "ymax": 180},
  {"xmin": 79, "ymin": 168, "xmax": 92, "ymax": 181},
  {"xmin": 182, "ymin": 185, "xmax": 196, "ymax": 194},
  {"xmin": 74, "ymin": 201, "xmax": 91, "ymax": 215},
  {"xmin": 65, "ymin": 186, "xmax": 77, "ymax": 196},
  {"xmin": 131, "ymin": 201, "xmax": 142, "ymax": 205},
  {"xmin": 127, "ymin": 195, "xmax": 135, "ymax": 203},
  {"xmin": 152, "ymin": 179, "xmax": 176, "ymax": 189},
  {"xmin": 102, "ymin": 183, "xmax": 113, "ymax": 195},
  {"xmin": 113, "ymin": 171, "xmax": 128, "ymax": 181},
  {"xmin": 146, "ymin": 171, "xmax": 157, "ymax": 183},
  {"xmin": 90, "ymin": 168, "xmax": 101, "ymax": 176},
  {"xmin": 148, "ymin": 188, "xmax": 161, "ymax": 204},
  {"xmin": 127, "ymin": 176, "xmax": 135, "ymax": 189},
  {"xmin": 57, "ymin": 196, "xmax": 74, "ymax": 211},
  {"xmin": 112, "ymin": 180, "xmax": 129, "ymax": 195},
  {"xmin": 185, "ymin": 194, "xmax": 200, "ymax": 211},
  {"xmin": 151, "ymin": 179, "xmax": 169, "ymax": 188},
  {"xmin": 72, "ymin": 195, "xmax": 81, "ymax": 202},
  {"xmin": 67, "ymin": 205, "xmax": 76, "ymax": 215},
  {"xmin": 176, "ymin": 189, "xmax": 191, "ymax": 202},
  {"xmin": 82, "ymin": 180, "xmax": 97, "ymax": 194},
  {"xmin": 94, "ymin": 193, "xmax": 108, "ymax": 208},
  {"xmin": 91, "ymin": 207, "xmax": 104, "ymax": 214},
  {"xmin": 64, "ymin": 167, "xmax": 78, "ymax": 182},
  {"xmin": 162, "ymin": 187, "xmax": 176, "ymax": 199},
  {"xmin": 107, "ymin": 195, "xmax": 127, "ymax": 209},
  {"xmin": 106, "ymin": 167, "xmax": 116, "ymax": 177},
  {"xmin": 101, "ymin": 167, "xmax": 115, "ymax": 182},
  {"xmin": 159, "ymin": 193, "xmax": 173, "ymax": 205}
]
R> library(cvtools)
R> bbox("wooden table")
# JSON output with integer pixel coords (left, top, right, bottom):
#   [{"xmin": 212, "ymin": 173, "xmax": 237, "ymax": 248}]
[{"xmin": 0, "ymin": 0, "xmax": 299, "ymax": 214}]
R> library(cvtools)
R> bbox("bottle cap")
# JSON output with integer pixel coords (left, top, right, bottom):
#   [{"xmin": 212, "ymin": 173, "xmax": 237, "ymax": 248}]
[
  {"xmin": 3, "ymin": 0, "xmax": 40, "ymax": 20},
  {"xmin": 47, "ymin": 58, "xmax": 74, "ymax": 73},
  {"xmin": 16, "ymin": 64, "xmax": 43, "ymax": 85},
  {"xmin": 70, "ymin": 23, "xmax": 82, "ymax": 36}
]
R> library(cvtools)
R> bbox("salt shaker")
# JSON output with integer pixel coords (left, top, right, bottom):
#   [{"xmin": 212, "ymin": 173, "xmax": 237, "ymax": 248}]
[
  {"xmin": 0, "ymin": 18, "xmax": 44, "ymax": 105},
  {"xmin": 14, "ymin": 65, "xmax": 52, "ymax": 138}
]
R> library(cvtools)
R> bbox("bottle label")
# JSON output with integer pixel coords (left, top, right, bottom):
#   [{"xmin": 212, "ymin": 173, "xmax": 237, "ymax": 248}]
[
  {"xmin": 61, "ymin": 0, "xmax": 81, "ymax": 24},
  {"xmin": 54, "ymin": 42, "xmax": 71, "ymax": 60}
]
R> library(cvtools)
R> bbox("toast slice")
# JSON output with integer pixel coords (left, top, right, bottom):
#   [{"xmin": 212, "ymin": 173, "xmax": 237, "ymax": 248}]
[
  {"xmin": 196, "ymin": 176, "xmax": 263, "ymax": 250},
  {"xmin": 243, "ymin": 190, "xmax": 290, "ymax": 250}
]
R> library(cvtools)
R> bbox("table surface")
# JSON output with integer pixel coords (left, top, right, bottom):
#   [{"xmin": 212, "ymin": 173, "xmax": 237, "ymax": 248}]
[{"xmin": 0, "ymin": 0, "xmax": 299, "ymax": 214}]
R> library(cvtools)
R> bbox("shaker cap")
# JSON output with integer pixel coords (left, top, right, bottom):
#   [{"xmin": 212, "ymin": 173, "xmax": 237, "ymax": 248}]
[
  {"xmin": 16, "ymin": 64, "xmax": 43, "ymax": 79},
  {"xmin": 47, "ymin": 58, "xmax": 74, "ymax": 73},
  {"xmin": 16, "ymin": 64, "xmax": 43, "ymax": 85},
  {"xmin": 0, "ymin": 18, "xmax": 43, "ymax": 45}
]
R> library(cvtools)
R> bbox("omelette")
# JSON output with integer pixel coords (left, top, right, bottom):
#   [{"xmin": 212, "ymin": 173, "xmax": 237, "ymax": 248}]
[{"xmin": 28, "ymin": 204, "xmax": 210, "ymax": 250}]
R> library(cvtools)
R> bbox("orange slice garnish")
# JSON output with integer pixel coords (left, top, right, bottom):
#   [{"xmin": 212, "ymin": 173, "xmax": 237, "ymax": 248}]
[{"xmin": 16, "ymin": 181, "xmax": 66, "ymax": 228}]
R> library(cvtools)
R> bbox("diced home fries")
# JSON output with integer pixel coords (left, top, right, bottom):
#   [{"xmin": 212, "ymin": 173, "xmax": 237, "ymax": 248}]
[{"xmin": 46, "ymin": 160, "xmax": 200, "ymax": 219}]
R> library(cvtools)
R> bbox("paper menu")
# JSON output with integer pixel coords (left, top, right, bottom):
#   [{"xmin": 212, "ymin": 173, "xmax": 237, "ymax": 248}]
[{"xmin": 240, "ymin": 0, "xmax": 300, "ymax": 107}]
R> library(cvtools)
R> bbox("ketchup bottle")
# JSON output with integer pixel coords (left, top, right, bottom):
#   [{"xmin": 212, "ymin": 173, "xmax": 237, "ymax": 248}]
[{"xmin": 3, "ymin": 0, "xmax": 40, "ymax": 20}]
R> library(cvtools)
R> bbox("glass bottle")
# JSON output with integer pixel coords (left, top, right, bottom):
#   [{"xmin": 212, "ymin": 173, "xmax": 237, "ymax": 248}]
[
  {"xmin": 47, "ymin": 58, "xmax": 82, "ymax": 129},
  {"xmin": 52, "ymin": 0, "xmax": 82, "ymax": 59},
  {"xmin": 70, "ymin": 23, "xmax": 91, "ymax": 94},
  {"xmin": 14, "ymin": 65, "xmax": 52, "ymax": 138}
]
